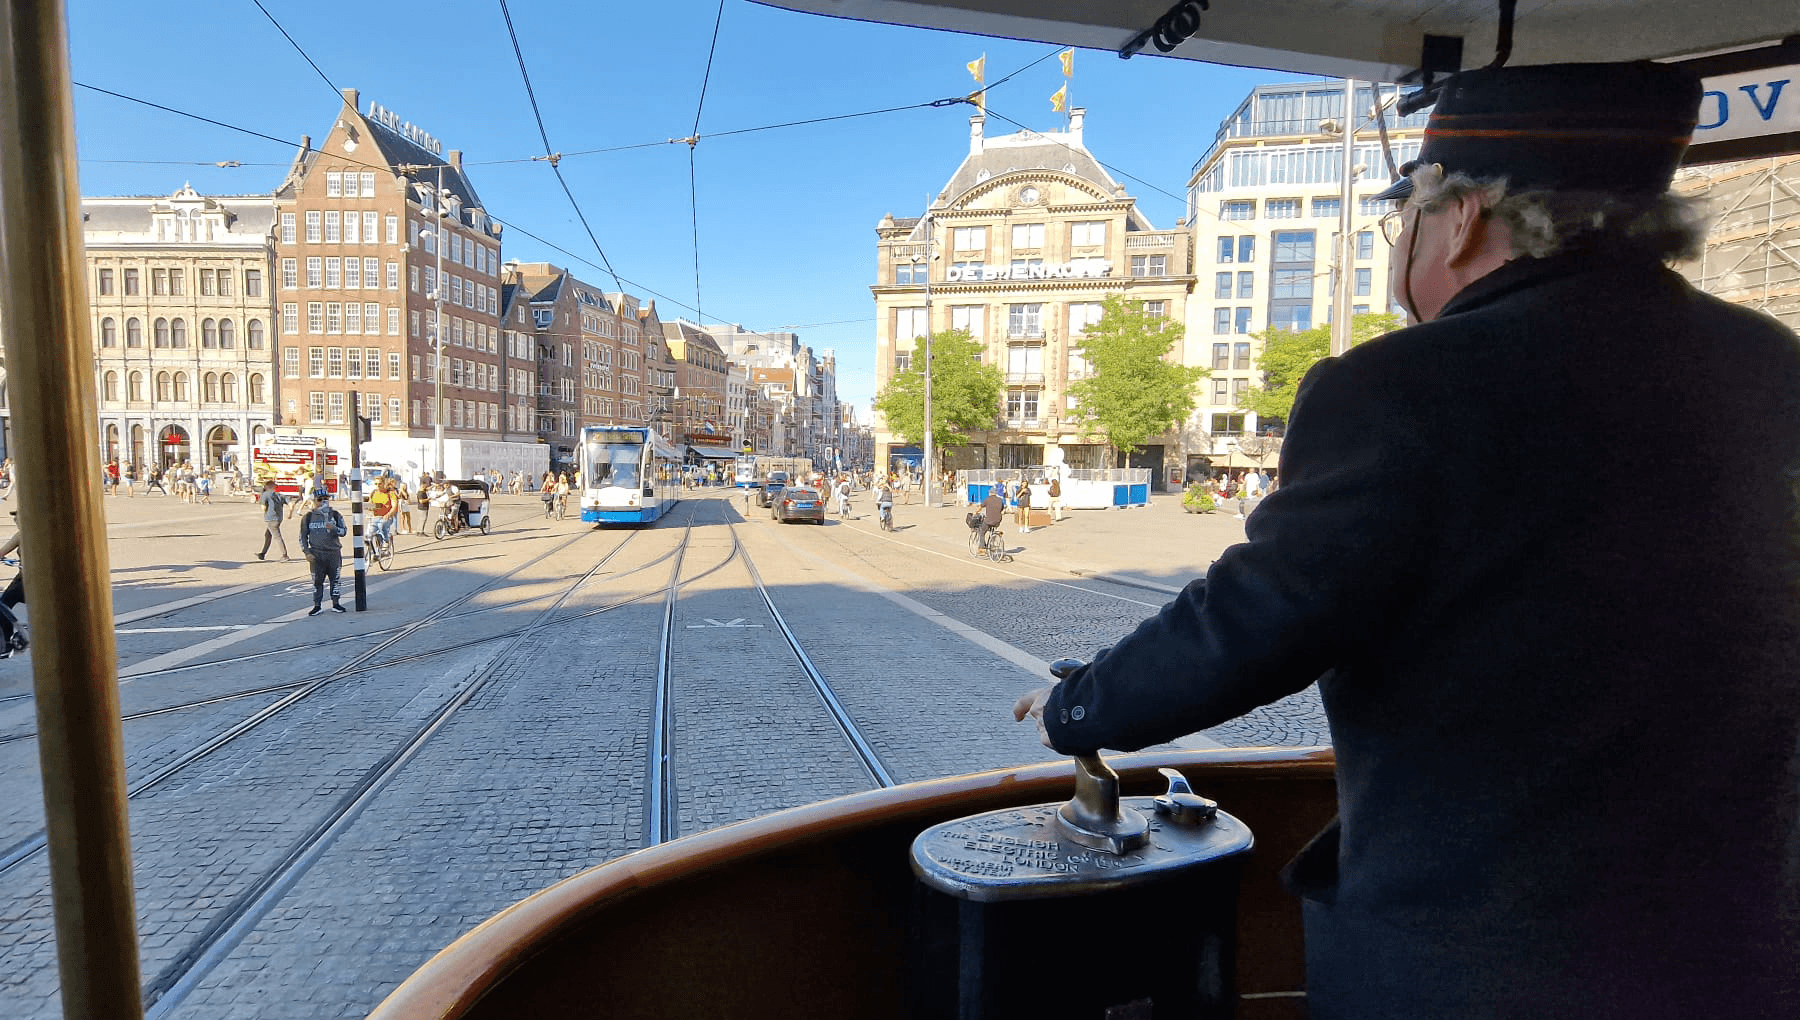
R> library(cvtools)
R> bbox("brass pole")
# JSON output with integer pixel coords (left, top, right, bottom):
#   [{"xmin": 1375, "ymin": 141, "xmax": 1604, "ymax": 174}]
[{"xmin": 0, "ymin": 2, "xmax": 144, "ymax": 1018}]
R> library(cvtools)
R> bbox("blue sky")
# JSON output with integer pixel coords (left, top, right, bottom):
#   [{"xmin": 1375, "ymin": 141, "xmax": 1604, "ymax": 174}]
[{"xmin": 67, "ymin": 0, "xmax": 1290, "ymax": 412}]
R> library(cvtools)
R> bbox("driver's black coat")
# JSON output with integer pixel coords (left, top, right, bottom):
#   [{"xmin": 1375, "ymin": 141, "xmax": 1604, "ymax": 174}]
[{"xmin": 1044, "ymin": 251, "xmax": 1800, "ymax": 1018}]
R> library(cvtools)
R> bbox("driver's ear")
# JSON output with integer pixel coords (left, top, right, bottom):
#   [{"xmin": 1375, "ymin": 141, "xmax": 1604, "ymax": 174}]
[{"xmin": 1444, "ymin": 192, "xmax": 1496, "ymax": 267}]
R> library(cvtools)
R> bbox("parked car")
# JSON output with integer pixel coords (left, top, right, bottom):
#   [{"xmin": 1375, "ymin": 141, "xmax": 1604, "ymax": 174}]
[
  {"xmin": 770, "ymin": 486, "xmax": 825, "ymax": 525},
  {"xmin": 755, "ymin": 472, "xmax": 791, "ymax": 508}
]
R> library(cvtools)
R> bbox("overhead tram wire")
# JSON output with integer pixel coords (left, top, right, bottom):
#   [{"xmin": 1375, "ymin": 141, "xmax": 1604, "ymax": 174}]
[
  {"xmin": 687, "ymin": 0, "xmax": 728, "ymax": 324},
  {"xmin": 69, "ymin": 81, "xmax": 863, "ymax": 359},
  {"xmin": 495, "ymin": 0, "xmax": 623, "ymax": 291},
  {"xmin": 250, "ymin": 0, "xmax": 341, "ymax": 103}
]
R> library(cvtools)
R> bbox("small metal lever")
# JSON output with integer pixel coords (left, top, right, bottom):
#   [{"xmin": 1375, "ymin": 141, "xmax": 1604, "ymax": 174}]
[
  {"xmin": 1152, "ymin": 768, "xmax": 1218, "ymax": 827},
  {"xmin": 1056, "ymin": 753, "xmax": 1151, "ymax": 855}
]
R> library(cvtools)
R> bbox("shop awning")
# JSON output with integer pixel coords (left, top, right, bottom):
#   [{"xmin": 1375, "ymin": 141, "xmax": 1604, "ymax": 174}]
[{"xmin": 687, "ymin": 446, "xmax": 738, "ymax": 461}]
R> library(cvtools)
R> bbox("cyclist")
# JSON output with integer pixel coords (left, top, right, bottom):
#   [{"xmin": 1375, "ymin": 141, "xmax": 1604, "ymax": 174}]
[
  {"xmin": 975, "ymin": 486, "xmax": 1005, "ymax": 555},
  {"xmin": 368, "ymin": 476, "xmax": 399, "ymax": 551},
  {"xmin": 875, "ymin": 477, "xmax": 894, "ymax": 530}
]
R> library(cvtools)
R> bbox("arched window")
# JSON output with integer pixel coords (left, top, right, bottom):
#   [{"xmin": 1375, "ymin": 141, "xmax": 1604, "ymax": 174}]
[
  {"xmin": 101, "ymin": 317, "xmax": 117, "ymax": 347},
  {"xmin": 154, "ymin": 318, "xmax": 170, "ymax": 348},
  {"xmin": 128, "ymin": 371, "xmax": 144, "ymax": 401},
  {"xmin": 219, "ymin": 318, "xmax": 236, "ymax": 349},
  {"xmin": 202, "ymin": 318, "xmax": 218, "ymax": 348},
  {"xmin": 203, "ymin": 372, "xmax": 219, "ymax": 402},
  {"xmin": 246, "ymin": 319, "xmax": 264, "ymax": 350},
  {"xmin": 103, "ymin": 371, "xmax": 119, "ymax": 401},
  {"xmin": 155, "ymin": 371, "xmax": 171, "ymax": 401},
  {"xmin": 171, "ymin": 318, "xmax": 187, "ymax": 348},
  {"xmin": 221, "ymin": 372, "xmax": 237, "ymax": 402},
  {"xmin": 126, "ymin": 317, "xmax": 142, "ymax": 347},
  {"xmin": 173, "ymin": 372, "xmax": 189, "ymax": 401},
  {"xmin": 249, "ymin": 373, "xmax": 265, "ymax": 404}
]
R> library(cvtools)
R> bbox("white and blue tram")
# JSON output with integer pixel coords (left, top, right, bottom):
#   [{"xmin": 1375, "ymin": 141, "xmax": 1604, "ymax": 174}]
[
  {"xmin": 733, "ymin": 455, "xmax": 757, "ymax": 488},
  {"xmin": 579, "ymin": 425, "xmax": 683, "ymax": 524}
]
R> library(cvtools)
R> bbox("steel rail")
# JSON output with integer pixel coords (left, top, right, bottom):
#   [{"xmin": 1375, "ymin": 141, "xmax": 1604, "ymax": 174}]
[
  {"xmin": 139, "ymin": 512, "xmax": 650, "ymax": 1016},
  {"xmin": 646, "ymin": 501, "xmax": 706, "ymax": 846},
  {"xmin": 0, "ymin": 527, "xmax": 624, "ymax": 880},
  {"xmin": 728, "ymin": 518, "xmax": 896, "ymax": 788}
]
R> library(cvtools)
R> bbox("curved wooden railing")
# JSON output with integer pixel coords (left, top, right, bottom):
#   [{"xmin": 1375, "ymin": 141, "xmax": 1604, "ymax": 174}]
[{"xmin": 369, "ymin": 746, "xmax": 1336, "ymax": 1020}]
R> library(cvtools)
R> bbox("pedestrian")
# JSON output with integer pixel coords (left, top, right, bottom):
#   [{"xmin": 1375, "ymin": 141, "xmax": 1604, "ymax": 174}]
[
  {"xmin": 0, "ymin": 515, "xmax": 28, "ymax": 657},
  {"xmin": 1013, "ymin": 62, "xmax": 1800, "ymax": 1019},
  {"xmin": 122, "ymin": 462, "xmax": 136, "ymax": 497},
  {"xmin": 834, "ymin": 475, "xmax": 852, "ymax": 518},
  {"xmin": 554, "ymin": 473, "xmax": 571, "ymax": 519},
  {"xmin": 144, "ymin": 465, "xmax": 167, "ymax": 496},
  {"xmin": 196, "ymin": 471, "xmax": 212, "ymax": 505},
  {"xmin": 415, "ymin": 474, "xmax": 433, "ymax": 529},
  {"xmin": 396, "ymin": 478, "xmax": 414, "ymax": 535},
  {"xmin": 1016, "ymin": 477, "xmax": 1033, "ymax": 534},
  {"xmin": 254, "ymin": 480, "xmax": 290, "ymax": 561},
  {"xmin": 1048, "ymin": 473, "xmax": 1063, "ymax": 523},
  {"xmin": 297, "ymin": 490, "xmax": 347, "ymax": 615}
]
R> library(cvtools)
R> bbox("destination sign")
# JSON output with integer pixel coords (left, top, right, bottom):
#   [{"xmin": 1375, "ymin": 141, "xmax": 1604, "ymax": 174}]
[
  {"xmin": 366, "ymin": 101, "xmax": 445, "ymax": 157},
  {"xmin": 1694, "ymin": 68, "xmax": 1796, "ymax": 145},
  {"xmin": 945, "ymin": 260, "xmax": 1113, "ymax": 283}
]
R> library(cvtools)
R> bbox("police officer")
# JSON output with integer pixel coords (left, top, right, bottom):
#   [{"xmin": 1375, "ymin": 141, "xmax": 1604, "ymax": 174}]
[
  {"xmin": 299, "ymin": 489, "xmax": 348, "ymax": 616},
  {"xmin": 1013, "ymin": 63, "xmax": 1799, "ymax": 1019}
]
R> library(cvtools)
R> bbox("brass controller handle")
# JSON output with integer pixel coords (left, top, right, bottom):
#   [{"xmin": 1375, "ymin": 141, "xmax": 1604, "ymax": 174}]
[
  {"xmin": 1153, "ymin": 768, "xmax": 1219, "ymax": 826},
  {"xmin": 1057, "ymin": 754, "xmax": 1152, "ymax": 855}
]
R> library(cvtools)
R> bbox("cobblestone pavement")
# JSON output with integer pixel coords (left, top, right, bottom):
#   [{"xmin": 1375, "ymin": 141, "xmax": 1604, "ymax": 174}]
[{"xmin": 1, "ymin": 490, "xmax": 1328, "ymax": 1018}]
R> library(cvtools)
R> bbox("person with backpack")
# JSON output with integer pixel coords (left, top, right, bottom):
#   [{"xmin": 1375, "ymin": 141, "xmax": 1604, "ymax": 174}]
[
  {"xmin": 1048, "ymin": 473, "xmax": 1063, "ymax": 522},
  {"xmin": 298, "ymin": 490, "xmax": 348, "ymax": 615}
]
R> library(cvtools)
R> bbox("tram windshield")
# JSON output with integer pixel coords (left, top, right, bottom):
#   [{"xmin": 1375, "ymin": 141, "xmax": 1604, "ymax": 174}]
[{"xmin": 585, "ymin": 442, "xmax": 643, "ymax": 490}]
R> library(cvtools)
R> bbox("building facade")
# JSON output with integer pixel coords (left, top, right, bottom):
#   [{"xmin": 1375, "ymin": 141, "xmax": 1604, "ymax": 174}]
[
  {"xmin": 1182, "ymin": 81, "xmax": 1425, "ymax": 476},
  {"xmin": 82, "ymin": 187, "xmax": 279, "ymax": 472},
  {"xmin": 873, "ymin": 109, "xmax": 1194, "ymax": 479},
  {"xmin": 507, "ymin": 263, "xmax": 582, "ymax": 471},
  {"xmin": 662, "ymin": 320, "xmax": 730, "ymax": 457},
  {"xmin": 275, "ymin": 88, "xmax": 521, "ymax": 478}
]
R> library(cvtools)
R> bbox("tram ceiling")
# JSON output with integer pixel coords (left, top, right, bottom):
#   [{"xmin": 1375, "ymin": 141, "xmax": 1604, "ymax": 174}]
[{"xmin": 752, "ymin": 1, "xmax": 1800, "ymax": 84}]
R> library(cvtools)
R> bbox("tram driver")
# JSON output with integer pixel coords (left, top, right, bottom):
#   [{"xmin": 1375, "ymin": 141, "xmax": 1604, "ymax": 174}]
[{"xmin": 1014, "ymin": 63, "xmax": 1800, "ymax": 1019}]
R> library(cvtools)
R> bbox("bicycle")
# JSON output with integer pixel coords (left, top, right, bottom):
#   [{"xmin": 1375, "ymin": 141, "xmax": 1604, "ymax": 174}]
[
  {"xmin": 877, "ymin": 501, "xmax": 894, "ymax": 531},
  {"xmin": 0, "ymin": 557, "xmax": 27, "ymax": 657},
  {"xmin": 365, "ymin": 528, "xmax": 395, "ymax": 571},
  {"xmin": 965, "ymin": 518, "xmax": 1010, "ymax": 562}
]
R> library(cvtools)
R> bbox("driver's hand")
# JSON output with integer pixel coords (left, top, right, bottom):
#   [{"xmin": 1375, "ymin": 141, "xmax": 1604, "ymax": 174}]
[{"xmin": 1012, "ymin": 684, "xmax": 1057, "ymax": 750}]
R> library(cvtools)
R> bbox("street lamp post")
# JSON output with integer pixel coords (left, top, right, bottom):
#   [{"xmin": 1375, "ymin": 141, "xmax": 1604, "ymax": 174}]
[
  {"xmin": 413, "ymin": 167, "xmax": 451, "ymax": 475},
  {"xmin": 906, "ymin": 211, "xmax": 936, "ymax": 505}
]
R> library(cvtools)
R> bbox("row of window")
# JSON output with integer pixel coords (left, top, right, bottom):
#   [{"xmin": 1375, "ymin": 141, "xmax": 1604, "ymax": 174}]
[
  {"xmin": 418, "ymin": 266, "xmax": 499, "ymax": 317},
  {"xmin": 284, "ymin": 256, "xmax": 399, "ymax": 292},
  {"xmin": 282, "ymin": 302, "xmax": 401, "ymax": 337},
  {"xmin": 283, "ymin": 211, "xmax": 399, "ymax": 247},
  {"xmin": 101, "ymin": 369, "xmax": 266, "ymax": 405},
  {"xmin": 1211, "ymin": 302, "xmax": 1372, "ymax": 335},
  {"xmin": 946, "ymin": 221, "xmax": 1111, "ymax": 254},
  {"xmin": 324, "ymin": 172, "xmax": 380, "ymax": 199},
  {"xmin": 1214, "ymin": 231, "xmax": 1372, "ymax": 264},
  {"xmin": 98, "ymin": 316, "xmax": 266, "ymax": 351},
  {"xmin": 1221, "ymin": 195, "xmax": 1392, "ymax": 221},
  {"xmin": 96, "ymin": 266, "xmax": 263, "ymax": 299},
  {"xmin": 410, "ymin": 218, "xmax": 498, "ymax": 277},
  {"xmin": 893, "ymin": 300, "xmax": 1166, "ymax": 342},
  {"xmin": 1211, "ymin": 268, "xmax": 1374, "ymax": 300}
]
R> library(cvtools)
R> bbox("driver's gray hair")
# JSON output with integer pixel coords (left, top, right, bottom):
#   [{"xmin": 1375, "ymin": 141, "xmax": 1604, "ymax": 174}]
[{"xmin": 1407, "ymin": 165, "xmax": 1707, "ymax": 262}]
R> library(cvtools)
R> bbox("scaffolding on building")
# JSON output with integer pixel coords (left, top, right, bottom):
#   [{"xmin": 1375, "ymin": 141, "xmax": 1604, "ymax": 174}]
[{"xmin": 1677, "ymin": 155, "xmax": 1800, "ymax": 334}]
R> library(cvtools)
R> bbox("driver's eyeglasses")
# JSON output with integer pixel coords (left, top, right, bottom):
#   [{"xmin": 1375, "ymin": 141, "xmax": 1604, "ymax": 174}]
[{"xmin": 1378, "ymin": 208, "xmax": 1410, "ymax": 246}]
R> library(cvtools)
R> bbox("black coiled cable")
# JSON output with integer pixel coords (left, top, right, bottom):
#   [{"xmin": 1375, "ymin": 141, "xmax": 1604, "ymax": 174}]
[{"xmin": 1119, "ymin": 0, "xmax": 1210, "ymax": 59}]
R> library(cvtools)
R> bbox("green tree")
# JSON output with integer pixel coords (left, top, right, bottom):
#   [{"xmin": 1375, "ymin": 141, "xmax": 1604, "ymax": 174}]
[
  {"xmin": 1241, "ymin": 313, "xmax": 1402, "ymax": 424},
  {"xmin": 1067, "ymin": 295, "xmax": 1208, "ymax": 463},
  {"xmin": 873, "ymin": 328, "xmax": 1004, "ymax": 463}
]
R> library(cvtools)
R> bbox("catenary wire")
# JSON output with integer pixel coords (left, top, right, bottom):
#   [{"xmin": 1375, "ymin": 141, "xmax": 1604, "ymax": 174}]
[
  {"xmin": 251, "ymin": 0, "xmax": 342, "ymax": 104},
  {"xmin": 495, "ymin": 0, "xmax": 624, "ymax": 291},
  {"xmin": 687, "ymin": 0, "xmax": 729, "ymax": 326},
  {"xmin": 68, "ymin": 82, "xmax": 842, "ymax": 340}
]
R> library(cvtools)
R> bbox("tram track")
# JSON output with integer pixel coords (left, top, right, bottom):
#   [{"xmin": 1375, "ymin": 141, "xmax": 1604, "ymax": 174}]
[
  {"xmin": 136, "ymin": 511, "xmax": 676, "ymax": 1018},
  {"xmin": 647, "ymin": 500, "xmax": 895, "ymax": 846},
  {"xmin": 103, "ymin": 504, "xmax": 559, "ymax": 630},
  {"xmin": 0, "ymin": 523, "xmax": 629, "ymax": 879}
]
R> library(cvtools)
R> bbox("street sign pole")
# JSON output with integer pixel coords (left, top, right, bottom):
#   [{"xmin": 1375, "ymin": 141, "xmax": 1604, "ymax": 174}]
[{"xmin": 349, "ymin": 390, "xmax": 366, "ymax": 611}]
